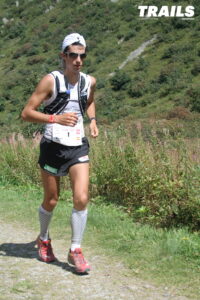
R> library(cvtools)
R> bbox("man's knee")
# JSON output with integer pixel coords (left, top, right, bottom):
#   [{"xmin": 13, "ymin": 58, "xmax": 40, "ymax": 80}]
[
  {"xmin": 49, "ymin": 197, "xmax": 59, "ymax": 208},
  {"xmin": 43, "ymin": 193, "xmax": 59, "ymax": 210},
  {"xmin": 73, "ymin": 192, "xmax": 89, "ymax": 210}
]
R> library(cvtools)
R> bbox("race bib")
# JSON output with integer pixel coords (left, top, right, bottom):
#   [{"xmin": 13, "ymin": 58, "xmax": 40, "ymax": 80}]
[{"xmin": 52, "ymin": 117, "xmax": 84, "ymax": 146}]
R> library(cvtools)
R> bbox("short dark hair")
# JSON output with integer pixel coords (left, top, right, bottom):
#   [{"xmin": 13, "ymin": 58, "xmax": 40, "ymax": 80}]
[{"xmin": 63, "ymin": 42, "xmax": 86, "ymax": 53}]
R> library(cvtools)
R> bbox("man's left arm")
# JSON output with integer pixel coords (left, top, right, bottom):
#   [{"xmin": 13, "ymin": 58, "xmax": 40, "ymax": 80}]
[{"xmin": 86, "ymin": 76, "xmax": 99, "ymax": 138}]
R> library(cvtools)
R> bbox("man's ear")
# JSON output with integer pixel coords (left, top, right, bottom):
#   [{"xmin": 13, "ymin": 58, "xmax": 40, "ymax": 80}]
[{"xmin": 59, "ymin": 52, "xmax": 65, "ymax": 59}]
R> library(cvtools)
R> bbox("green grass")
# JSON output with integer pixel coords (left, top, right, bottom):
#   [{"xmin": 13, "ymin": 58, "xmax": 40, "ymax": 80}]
[{"xmin": 0, "ymin": 185, "xmax": 199, "ymax": 299}]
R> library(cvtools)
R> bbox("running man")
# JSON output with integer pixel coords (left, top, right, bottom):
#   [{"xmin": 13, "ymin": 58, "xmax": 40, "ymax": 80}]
[{"xmin": 21, "ymin": 33, "xmax": 98, "ymax": 273}]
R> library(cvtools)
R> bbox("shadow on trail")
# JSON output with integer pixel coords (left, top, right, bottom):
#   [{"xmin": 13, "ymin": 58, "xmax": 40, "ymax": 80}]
[{"xmin": 0, "ymin": 241, "xmax": 88, "ymax": 276}]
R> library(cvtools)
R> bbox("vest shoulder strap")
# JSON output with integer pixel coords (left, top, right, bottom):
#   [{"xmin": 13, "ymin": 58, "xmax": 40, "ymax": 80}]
[
  {"xmin": 44, "ymin": 71, "xmax": 90, "ymax": 116},
  {"xmin": 51, "ymin": 71, "xmax": 89, "ymax": 93},
  {"xmin": 50, "ymin": 71, "xmax": 66, "ymax": 93},
  {"xmin": 80, "ymin": 74, "xmax": 86, "ymax": 92}
]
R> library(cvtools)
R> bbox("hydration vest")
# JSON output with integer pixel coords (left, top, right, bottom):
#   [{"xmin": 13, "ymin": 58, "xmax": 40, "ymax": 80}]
[{"xmin": 43, "ymin": 71, "xmax": 91, "ymax": 116}]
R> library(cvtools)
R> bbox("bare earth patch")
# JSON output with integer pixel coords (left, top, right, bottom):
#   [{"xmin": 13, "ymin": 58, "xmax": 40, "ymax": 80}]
[{"xmin": 0, "ymin": 221, "xmax": 189, "ymax": 300}]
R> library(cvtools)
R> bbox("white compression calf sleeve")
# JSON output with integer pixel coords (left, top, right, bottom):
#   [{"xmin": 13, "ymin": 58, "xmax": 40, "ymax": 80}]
[
  {"xmin": 70, "ymin": 208, "xmax": 88, "ymax": 251},
  {"xmin": 38, "ymin": 206, "xmax": 53, "ymax": 241}
]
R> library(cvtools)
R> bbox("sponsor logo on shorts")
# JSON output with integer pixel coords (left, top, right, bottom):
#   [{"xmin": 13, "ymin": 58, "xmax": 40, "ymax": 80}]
[
  {"xmin": 44, "ymin": 164, "xmax": 58, "ymax": 174},
  {"xmin": 78, "ymin": 155, "xmax": 89, "ymax": 162}
]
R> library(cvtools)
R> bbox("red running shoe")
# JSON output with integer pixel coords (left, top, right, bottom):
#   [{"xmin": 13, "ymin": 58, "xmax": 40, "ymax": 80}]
[
  {"xmin": 68, "ymin": 248, "xmax": 91, "ymax": 273},
  {"xmin": 36, "ymin": 238, "xmax": 56, "ymax": 263}
]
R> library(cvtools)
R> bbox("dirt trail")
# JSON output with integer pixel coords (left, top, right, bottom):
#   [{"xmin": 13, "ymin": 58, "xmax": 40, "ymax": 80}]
[{"xmin": 0, "ymin": 221, "xmax": 189, "ymax": 300}]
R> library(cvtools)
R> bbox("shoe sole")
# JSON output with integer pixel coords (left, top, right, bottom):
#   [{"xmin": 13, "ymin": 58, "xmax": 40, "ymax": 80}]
[
  {"xmin": 67, "ymin": 260, "xmax": 91, "ymax": 273},
  {"xmin": 38, "ymin": 255, "xmax": 56, "ymax": 263}
]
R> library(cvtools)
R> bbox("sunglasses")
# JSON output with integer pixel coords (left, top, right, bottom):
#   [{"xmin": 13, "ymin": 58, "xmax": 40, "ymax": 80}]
[{"xmin": 65, "ymin": 52, "xmax": 87, "ymax": 60}]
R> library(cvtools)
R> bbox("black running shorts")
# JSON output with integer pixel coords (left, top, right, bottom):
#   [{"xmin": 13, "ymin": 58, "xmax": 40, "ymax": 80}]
[{"xmin": 38, "ymin": 136, "xmax": 90, "ymax": 176}]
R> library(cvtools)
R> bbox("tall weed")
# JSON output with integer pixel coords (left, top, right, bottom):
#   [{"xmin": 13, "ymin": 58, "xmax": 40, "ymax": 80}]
[
  {"xmin": 0, "ymin": 128, "xmax": 199, "ymax": 229},
  {"xmin": 0, "ymin": 135, "xmax": 40, "ymax": 186},
  {"xmin": 89, "ymin": 127, "xmax": 200, "ymax": 230}
]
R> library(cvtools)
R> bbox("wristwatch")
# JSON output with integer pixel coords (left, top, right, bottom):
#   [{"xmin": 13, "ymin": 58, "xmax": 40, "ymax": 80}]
[{"xmin": 90, "ymin": 117, "xmax": 97, "ymax": 122}]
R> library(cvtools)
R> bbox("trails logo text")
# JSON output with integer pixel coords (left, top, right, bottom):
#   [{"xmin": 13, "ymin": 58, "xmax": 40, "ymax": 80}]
[{"xmin": 138, "ymin": 6, "xmax": 195, "ymax": 18}]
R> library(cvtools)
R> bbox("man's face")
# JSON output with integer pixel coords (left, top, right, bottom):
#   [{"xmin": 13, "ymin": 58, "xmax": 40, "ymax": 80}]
[{"xmin": 63, "ymin": 44, "xmax": 86, "ymax": 73}]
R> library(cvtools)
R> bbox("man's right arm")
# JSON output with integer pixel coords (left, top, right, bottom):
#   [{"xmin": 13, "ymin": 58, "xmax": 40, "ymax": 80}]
[
  {"xmin": 21, "ymin": 74, "xmax": 78, "ymax": 126},
  {"xmin": 21, "ymin": 74, "xmax": 55, "ymax": 123}
]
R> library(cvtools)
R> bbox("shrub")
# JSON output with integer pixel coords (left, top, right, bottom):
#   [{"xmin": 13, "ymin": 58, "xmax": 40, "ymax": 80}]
[
  {"xmin": 171, "ymin": 18, "xmax": 191, "ymax": 29},
  {"xmin": 191, "ymin": 62, "xmax": 200, "ymax": 76},
  {"xmin": 128, "ymin": 78, "xmax": 147, "ymax": 98},
  {"xmin": 158, "ymin": 64, "xmax": 174, "ymax": 83},
  {"xmin": 148, "ymin": 79, "xmax": 160, "ymax": 93},
  {"xmin": 166, "ymin": 106, "xmax": 192, "ymax": 120},
  {"xmin": 42, "ymin": 42, "xmax": 51, "ymax": 53},
  {"xmin": 157, "ymin": 64, "xmax": 183, "ymax": 91},
  {"xmin": 186, "ymin": 86, "xmax": 200, "ymax": 112},
  {"xmin": 138, "ymin": 95, "xmax": 155, "ymax": 107},
  {"xmin": 0, "ymin": 138, "xmax": 40, "ymax": 186},
  {"xmin": 134, "ymin": 57, "xmax": 149, "ymax": 71},
  {"xmin": 0, "ymin": 103, "xmax": 5, "ymax": 112},
  {"xmin": 162, "ymin": 45, "xmax": 178, "ymax": 59},
  {"xmin": 96, "ymin": 78, "xmax": 106, "ymax": 89},
  {"xmin": 13, "ymin": 43, "xmax": 39, "ymax": 59},
  {"xmin": 3, "ymin": 20, "xmax": 25, "ymax": 39},
  {"xmin": 27, "ymin": 55, "xmax": 45, "ymax": 65},
  {"xmin": 95, "ymin": 54, "xmax": 106, "ymax": 64},
  {"xmin": 89, "ymin": 130, "xmax": 200, "ymax": 230},
  {"xmin": 124, "ymin": 30, "xmax": 136, "ymax": 41},
  {"xmin": 110, "ymin": 71, "xmax": 131, "ymax": 91}
]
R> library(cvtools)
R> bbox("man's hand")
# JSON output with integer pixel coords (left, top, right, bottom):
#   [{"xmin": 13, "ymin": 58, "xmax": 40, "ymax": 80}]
[
  {"xmin": 55, "ymin": 112, "xmax": 78, "ymax": 126},
  {"xmin": 89, "ymin": 121, "xmax": 99, "ymax": 138}
]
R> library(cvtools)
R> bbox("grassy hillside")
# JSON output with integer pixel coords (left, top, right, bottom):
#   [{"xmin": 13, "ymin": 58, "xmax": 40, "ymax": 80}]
[{"xmin": 0, "ymin": 0, "xmax": 200, "ymax": 137}]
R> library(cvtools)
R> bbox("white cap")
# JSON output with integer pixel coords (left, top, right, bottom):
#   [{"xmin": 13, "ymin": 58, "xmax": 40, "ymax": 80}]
[{"xmin": 61, "ymin": 33, "xmax": 86, "ymax": 52}]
